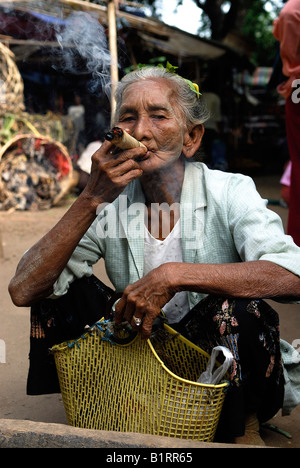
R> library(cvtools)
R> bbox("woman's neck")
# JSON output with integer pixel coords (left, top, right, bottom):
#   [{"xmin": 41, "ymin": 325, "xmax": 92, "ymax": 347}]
[
  {"xmin": 141, "ymin": 159, "xmax": 184, "ymax": 240},
  {"xmin": 141, "ymin": 158, "xmax": 184, "ymax": 206}
]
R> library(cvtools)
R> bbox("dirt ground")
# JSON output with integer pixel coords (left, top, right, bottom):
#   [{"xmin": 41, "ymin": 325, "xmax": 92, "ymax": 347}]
[{"xmin": 0, "ymin": 174, "xmax": 300, "ymax": 448}]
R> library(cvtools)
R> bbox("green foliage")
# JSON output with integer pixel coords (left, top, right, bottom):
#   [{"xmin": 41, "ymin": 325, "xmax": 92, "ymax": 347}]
[
  {"xmin": 241, "ymin": 0, "xmax": 280, "ymax": 66},
  {"xmin": 123, "ymin": 56, "xmax": 167, "ymax": 74},
  {"xmin": 124, "ymin": 59, "xmax": 201, "ymax": 97},
  {"xmin": 123, "ymin": 0, "xmax": 284, "ymax": 66}
]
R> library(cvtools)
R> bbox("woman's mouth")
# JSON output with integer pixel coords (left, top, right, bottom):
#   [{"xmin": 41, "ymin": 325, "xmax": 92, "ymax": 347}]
[{"xmin": 135, "ymin": 150, "xmax": 151, "ymax": 162}]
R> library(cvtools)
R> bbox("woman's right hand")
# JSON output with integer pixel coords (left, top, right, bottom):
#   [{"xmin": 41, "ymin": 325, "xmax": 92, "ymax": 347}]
[
  {"xmin": 82, "ymin": 140, "xmax": 147, "ymax": 206},
  {"xmin": 8, "ymin": 141, "xmax": 147, "ymax": 307}
]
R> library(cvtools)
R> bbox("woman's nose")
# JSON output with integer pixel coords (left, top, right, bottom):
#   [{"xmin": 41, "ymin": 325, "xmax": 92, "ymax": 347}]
[{"xmin": 133, "ymin": 117, "xmax": 151, "ymax": 141}]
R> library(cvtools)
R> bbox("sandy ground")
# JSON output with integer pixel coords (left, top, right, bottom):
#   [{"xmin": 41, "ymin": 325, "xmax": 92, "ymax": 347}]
[{"xmin": 0, "ymin": 174, "xmax": 300, "ymax": 448}]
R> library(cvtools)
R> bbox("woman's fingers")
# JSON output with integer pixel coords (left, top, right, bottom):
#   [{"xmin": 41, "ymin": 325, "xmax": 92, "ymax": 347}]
[
  {"xmin": 114, "ymin": 265, "xmax": 177, "ymax": 339},
  {"xmin": 99, "ymin": 140, "xmax": 147, "ymax": 165},
  {"xmin": 115, "ymin": 289, "xmax": 146, "ymax": 329},
  {"xmin": 117, "ymin": 302, "xmax": 157, "ymax": 338},
  {"xmin": 84, "ymin": 143, "xmax": 145, "ymax": 204}
]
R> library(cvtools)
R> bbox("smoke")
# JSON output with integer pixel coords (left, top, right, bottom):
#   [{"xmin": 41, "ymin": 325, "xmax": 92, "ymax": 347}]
[
  {"xmin": 54, "ymin": 11, "xmax": 113, "ymax": 99},
  {"xmin": 0, "ymin": 2, "xmax": 115, "ymax": 98}
]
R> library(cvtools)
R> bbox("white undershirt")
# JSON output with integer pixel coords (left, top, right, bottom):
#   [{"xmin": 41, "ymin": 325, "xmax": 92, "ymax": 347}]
[{"xmin": 143, "ymin": 220, "xmax": 189, "ymax": 324}]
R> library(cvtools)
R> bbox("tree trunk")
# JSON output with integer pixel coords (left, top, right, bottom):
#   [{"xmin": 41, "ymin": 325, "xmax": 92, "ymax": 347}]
[{"xmin": 194, "ymin": 0, "xmax": 258, "ymax": 40}]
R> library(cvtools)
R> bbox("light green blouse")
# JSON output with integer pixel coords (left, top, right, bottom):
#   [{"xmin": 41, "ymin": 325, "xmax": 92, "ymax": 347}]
[{"xmin": 52, "ymin": 162, "xmax": 300, "ymax": 309}]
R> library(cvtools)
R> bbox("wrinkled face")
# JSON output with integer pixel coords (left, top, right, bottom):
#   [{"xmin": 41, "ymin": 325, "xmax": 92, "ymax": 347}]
[{"xmin": 117, "ymin": 78, "xmax": 189, "ymax": 173}]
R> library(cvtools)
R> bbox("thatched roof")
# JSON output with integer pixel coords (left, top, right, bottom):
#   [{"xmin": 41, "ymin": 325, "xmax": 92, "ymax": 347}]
[{"xmin": 0, "ymin": 0, "xmax": 229, "ymax": 62}]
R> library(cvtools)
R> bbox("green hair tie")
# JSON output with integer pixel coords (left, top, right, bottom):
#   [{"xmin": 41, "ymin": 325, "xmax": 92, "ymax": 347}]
[
  {"xmin": 158, "ymin": 61, "xmax": 201, "ymax": 98},
  {"xmin": 129, "ymin": 60, "xmax": 201, "ymax": 98}
]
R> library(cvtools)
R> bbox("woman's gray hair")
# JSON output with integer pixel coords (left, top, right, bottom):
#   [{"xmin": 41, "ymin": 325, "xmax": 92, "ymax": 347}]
[{"xmin": 113, "ymin": 66, "xmax": 209, "ymax": 129}]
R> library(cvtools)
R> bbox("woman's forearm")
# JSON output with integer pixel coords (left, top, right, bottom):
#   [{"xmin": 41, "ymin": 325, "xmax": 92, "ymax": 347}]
[
  {"xmin": 8, "ymin": 140, "xmax": 147, "ymax": 307},
  {"xmin": 170, "ymin": 260, "xmax": 300, "ymax": 300},
  {"xmin": 115, "ymin": 259, "xmax": 300, "ymax": 341},
  {"xmin": 8, "ymin": 194, "xmax": 97, "ymax": 307}
]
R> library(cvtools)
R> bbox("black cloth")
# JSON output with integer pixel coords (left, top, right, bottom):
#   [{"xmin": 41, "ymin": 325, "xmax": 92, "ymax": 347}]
[
  {"xmin": 27, "ymin": 277, "xmax": 284, "ymax": 442},
  {"xmin": 27, "ymin": 275, "xmax": 113, "ymax": 395},
  {"xmin": 173, "ymin": 296, "xmax": 284, "ymax": 441}
]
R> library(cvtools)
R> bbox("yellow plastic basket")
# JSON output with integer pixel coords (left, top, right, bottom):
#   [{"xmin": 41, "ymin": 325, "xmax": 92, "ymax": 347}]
[{"xmin": 51, "ymin": 320, "xmax": 228, "ymax": 442}]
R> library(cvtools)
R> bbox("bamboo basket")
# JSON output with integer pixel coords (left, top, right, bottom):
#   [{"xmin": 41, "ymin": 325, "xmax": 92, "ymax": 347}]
[
  {"xmin": 0, "ymin": 111, "xmax": 76, "ymax": 151},
  {"xmin": 0, "ymin": 134, "xmax": 73, "ymax": 210},
  {"xmin": 0, "ymin": 42, "xmax": 25, "ymax": 114},
  {"xmin": 51, "ymin": 320, "xmax": 228, "ymax": 442}
]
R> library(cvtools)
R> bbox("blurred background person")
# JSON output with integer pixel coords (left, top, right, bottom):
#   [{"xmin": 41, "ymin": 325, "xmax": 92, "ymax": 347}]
[
  {"xmin": 75, "ymin": 127, "xmax": 105, "ymax": 192},
  {"xmin": 68, "ymin": 94, "xmax": 86, "ymax": 155},
  {"xmin": 280, "ymin": 160, "xmax": 291, "ymax": 207},
  {"xmin": 273, "ymin": 0, "xmax": 300, "ymax": 246},
  {"xmin": 202, "ymin": 78, "xmax": 228, "ymax": 172}
]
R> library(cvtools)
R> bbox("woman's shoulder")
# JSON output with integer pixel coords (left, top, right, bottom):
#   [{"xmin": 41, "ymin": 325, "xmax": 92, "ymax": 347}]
[
  {"xmin": 185, "ymin": 162, "xmax": 259, "ymax": 207},
  {"xmin": 187, "ymin": 161, "xmax": 252, "ymax": 186}
]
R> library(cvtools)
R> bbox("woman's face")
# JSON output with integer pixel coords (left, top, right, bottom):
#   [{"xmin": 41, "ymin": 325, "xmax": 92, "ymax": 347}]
[{"xmin": 117, "ymin": 78, "xmax": 189, "ymax": 173}]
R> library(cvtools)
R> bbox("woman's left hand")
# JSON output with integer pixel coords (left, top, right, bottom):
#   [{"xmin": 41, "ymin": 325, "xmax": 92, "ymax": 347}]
[{"xmin": 114, "ymin": 263, "xmax": 177, "ymax": 339}]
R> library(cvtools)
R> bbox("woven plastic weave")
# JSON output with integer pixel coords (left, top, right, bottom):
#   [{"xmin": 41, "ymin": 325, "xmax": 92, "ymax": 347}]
[{"xmin": 51, "ymin": 320, "xmax": 228, "ymax": 442}]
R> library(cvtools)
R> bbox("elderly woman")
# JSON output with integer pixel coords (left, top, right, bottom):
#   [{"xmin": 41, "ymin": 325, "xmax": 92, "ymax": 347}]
[{"xmin": 9, "ymin": 66, "xmax": 300, "ymax": 445}]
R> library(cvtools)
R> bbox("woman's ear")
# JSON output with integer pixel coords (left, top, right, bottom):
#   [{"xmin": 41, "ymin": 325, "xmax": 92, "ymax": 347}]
[{"xmin": 182, "ymin": 124, "xmax": 204, "ymax": 159}]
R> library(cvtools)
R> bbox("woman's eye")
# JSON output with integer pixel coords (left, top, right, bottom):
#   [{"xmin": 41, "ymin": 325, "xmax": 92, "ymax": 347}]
[
  {"xmin": 121, "ymin": 116, "xmax": 135, "ymax": 122},
  {"xmin": 153, "ymin": 115, "xmax": 166, "ymax": 120}
]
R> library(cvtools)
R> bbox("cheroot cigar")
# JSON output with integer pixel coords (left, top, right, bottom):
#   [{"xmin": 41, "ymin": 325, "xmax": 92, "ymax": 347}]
[{"xmin": 105, "ymin": 127, "xmax": 146, "ymax": 149}]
